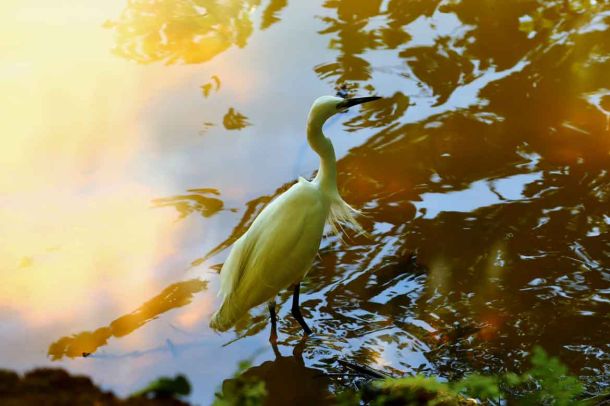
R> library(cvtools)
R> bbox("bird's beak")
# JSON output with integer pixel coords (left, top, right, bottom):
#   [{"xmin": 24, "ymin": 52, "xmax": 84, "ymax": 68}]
[{"xmin": 337, "ymin": 96, "xmax": 382, "ymax": 110}]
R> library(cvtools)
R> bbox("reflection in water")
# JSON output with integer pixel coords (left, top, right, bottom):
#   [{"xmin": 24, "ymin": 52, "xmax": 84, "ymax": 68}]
[
  {"xmin": 152, "ymin": 188, "xmax": 227, "ymax": 219},
  {"xmin": 48, "ymin": 279, "xmax": 207, "ymax": 360},
  {"xmin": 223, "ymin": 107, "xmax": 251, "ymax": 130},
  {"xmin": 3, "ymin": 0, "xmax": 609, "ymax": 402},
  {"xmin": 106, "ymin": 0, "xmax": 261, "ymax": 64},
  {"xmin": 260, "ymin": 0, "xmax": 288, "ymax": 30},
  {"xmin": 344, "ymin": 92, "xmax": 411, "ymax": 130},
  {"xmin": 200, "ymin": 121, "xmax": 217, "ymax": 135},
  {"xmin": 219, "ymin": 341, "xmax": 332, "ymax": 405},
  {"xmin": 106, "ymin": 0, "xmax": 278, "ymax": 136},
  {"xmin": 201, "ymin": 75, "xmax": 221, "ymax": 98},
  {"xmin": 326, "ymin": 0, "xmax": 609, "ymax": 391},
  {"xmin": 201, "ymin": 0, "xmax": 610, "ymax": 395},
  {"xmin": 106, "ymin": 0, "xmax": 289, "ymax": 65},
  {"xmin": 316, "ymin": 0, "xmax": 384, "ymax": 85},
  {"xmin": 584, "ymin": 89, "xmax": 610, "ymax": 130}
]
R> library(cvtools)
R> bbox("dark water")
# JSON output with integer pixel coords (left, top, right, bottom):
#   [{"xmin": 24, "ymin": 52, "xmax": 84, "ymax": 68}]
[{"xmin": 2, "ymin": 0, "xmax": 609, "ymax": 404}]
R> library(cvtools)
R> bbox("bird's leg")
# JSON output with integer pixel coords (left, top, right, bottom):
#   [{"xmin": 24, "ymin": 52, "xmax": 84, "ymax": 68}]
[
  {"xmin": 268, "ymin": 301, "xmax": 278, "ymax": 344},
  {"xmin": 291, "ymin": 283, "xmax": 312, "ymax": 336},
  {"xmin": 293, "ymin": 335, "xmax": 308, "ymax": 366}
]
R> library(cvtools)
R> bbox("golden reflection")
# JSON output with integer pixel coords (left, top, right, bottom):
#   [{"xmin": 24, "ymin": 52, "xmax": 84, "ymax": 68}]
[
  {"xmin": 105, "ymin": 0, "xmax": 281, "ymax": 64},
  {"xmin": 152, "ymin": 188, "xmax": 227, "ymax": 219},
  {"xmin": 260, "ymin": 0, "xmax": 288, "ymax": 30},
  {"xmin": 316, "ymin": 0, "xmax": 443, "ymax": 89},
  {"xmin": 316, "ymin": 0, "xmax": 382, "ymax": 85},
  {"xmin": 344, "ymin": 92, "xmax": 410, "ymax": 129},
  {"xmin": 201, "ymin": 75, "xmax": 221, "ymax": 98},
  {"xmin": 223, "ymin": 107, "xmax": 251, "ymax": 130},
  {"xmin": 48, "ymin": 279, "xmax": 207, "ymax": 360}
]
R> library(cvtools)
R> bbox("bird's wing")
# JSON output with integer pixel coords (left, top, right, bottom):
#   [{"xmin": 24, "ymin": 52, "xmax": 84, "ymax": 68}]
[
  {"xmin": 218, "ymin": 180, "xmax": 326, "ymax": 302},
  {"xmin": 217, "ymin": 232, "xmax": 249, "ymax": 299}
]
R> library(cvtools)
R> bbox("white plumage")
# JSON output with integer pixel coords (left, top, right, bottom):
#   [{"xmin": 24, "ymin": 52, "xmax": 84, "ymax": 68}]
[{"xmin": 210, "ymin": 95, "xmax": 380, "ymax": 334}]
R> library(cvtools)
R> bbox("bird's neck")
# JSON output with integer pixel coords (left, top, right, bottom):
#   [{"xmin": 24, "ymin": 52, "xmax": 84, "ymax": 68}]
[{"xmin": 307, "ymin": 116, "xmax": 338, "ymax": 196}]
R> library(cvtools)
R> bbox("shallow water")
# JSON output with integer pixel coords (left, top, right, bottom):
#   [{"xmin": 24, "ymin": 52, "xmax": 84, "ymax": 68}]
[{"xmin": 1, "ymin": 0, "xmax": 609, "ymax": 403}]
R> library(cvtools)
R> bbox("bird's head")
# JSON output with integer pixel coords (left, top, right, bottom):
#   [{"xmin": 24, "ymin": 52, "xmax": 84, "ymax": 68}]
[{"xmin": 307, "ymin": 95, "xmax": 381, "ymax": 127}]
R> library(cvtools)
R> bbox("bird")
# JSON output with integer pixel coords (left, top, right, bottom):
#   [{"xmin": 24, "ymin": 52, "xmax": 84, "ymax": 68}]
[{"xmin": 209, "ymin": 95, "xmax": 381, "ymax": 340}]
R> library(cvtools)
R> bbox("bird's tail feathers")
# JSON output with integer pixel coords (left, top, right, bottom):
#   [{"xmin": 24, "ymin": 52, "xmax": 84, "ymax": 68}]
[
  {"xmin": 328, "ymin": 197, "xmax": 370, "ymax": 239},
  {"xmin": 209, "ymin": 294, "xmax": 243, "ymax": 332}
]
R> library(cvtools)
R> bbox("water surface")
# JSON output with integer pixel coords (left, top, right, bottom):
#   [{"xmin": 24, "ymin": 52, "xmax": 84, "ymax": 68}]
[{"xmin": 1, "ymin": 0, "xmax": 609, "ymax": 403}]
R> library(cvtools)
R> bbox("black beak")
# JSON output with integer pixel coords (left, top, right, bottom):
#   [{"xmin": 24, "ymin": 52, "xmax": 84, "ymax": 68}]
[{"xmin": 337, "ymin": 96, "xmax": 382, "ymax": 110}]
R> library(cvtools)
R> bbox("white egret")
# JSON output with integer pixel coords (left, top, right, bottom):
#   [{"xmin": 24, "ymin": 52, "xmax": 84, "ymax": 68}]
[{"xmin": 210, "ymin": 95, "xmax": 381, "ymax": 340}]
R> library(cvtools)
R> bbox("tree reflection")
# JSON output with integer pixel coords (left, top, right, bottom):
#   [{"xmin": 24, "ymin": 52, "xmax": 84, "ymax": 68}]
[
  {"xmin": 152, "ymin": 188, "xmax": 227, "ymax": 219},
  {"xmin": 201, "ymin": 75, "xmax": 221, "ymax": 98},
  {"xmin": 223, "ymin": 108, "xmax": 251, "ymax": 130},
  {"xmin": 261, "ymin": 0, "xmax": 288, "ymax": 30},
  {"xmin": 48, "ymin": 279, "xmax": 207, "ymax": 360},
  {"xmin": 315, "ymin": 0, "xmax": 382, "ymax": 85},
  {"xmin": 316, "ymin": 0, "xmax": 442, "ymax": 89},
  {"xmin": 106, "ymin": 0, "xmax": 256, "ymax": 64},
  {"xmin": 106, "ymin": 0, "xmax": 291, "ymax": 65},
  {"xmin": 344, "ymin": 92, "xmax": 410, "ymax": 129}
]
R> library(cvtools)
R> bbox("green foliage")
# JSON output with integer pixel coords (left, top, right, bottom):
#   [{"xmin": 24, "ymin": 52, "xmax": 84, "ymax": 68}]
[
  {"xmin": 335, "ymin": 388, "xmax": 362, "ymax": 406},
  {"xmin": 511, "ymin": 346, "xmax": 584, "ymax": 405},
  {"xmin": 212, "ymin": 360, "xmax": 267, "ymax": 406},
  {"xmin": 452, "ymin": 374, "xmax": 500, "ymax": 401},
  {"xmin": 366, "ymin": 375, "xmax": 469, "ymax": 405},
  {"xmin": 338, "ymin": 347, "xmax": 585, "ymax": 405},
  {"xmin": 212, "ymin": 347, "xmax": 585, "ymax": 405},
  {"xmin": 130, "ymin": 374, "xmax": 191, "ymax": 399}
]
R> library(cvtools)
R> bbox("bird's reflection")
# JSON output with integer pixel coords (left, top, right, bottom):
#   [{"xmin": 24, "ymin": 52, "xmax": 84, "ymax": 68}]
[
  {"xmin": 219, "ymin": 339, "xmax": 333, "ymax": 405},
  {"xmin": 48, "ymin": 279, "xmax": 207, "ymax": 360}
]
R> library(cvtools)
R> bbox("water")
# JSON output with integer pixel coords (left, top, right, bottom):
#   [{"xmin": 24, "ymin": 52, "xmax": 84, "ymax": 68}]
[{"xmin": 1, "ymin": 0, "xmax": 609, "ymax": 403}]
